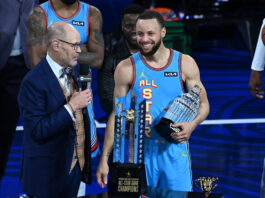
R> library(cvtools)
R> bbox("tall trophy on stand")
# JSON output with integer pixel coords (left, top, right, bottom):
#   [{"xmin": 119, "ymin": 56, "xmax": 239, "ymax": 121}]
[
  {"xmin": 155, "ymin": 85, "xmax": 201, "ymax": 142},
  {"xmin": 109, "ymin": 90, "xmax": 147, "ymax": 196}
]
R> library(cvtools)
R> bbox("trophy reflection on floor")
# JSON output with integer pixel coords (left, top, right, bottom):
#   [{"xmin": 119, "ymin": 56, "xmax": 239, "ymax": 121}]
[
  {"xmin": 155, "ymin": 85, "xmax": 201, "ymax": 142},
  {"xmin": 109, "ymin": 90, "xmax": 147, "ymax": 196}
]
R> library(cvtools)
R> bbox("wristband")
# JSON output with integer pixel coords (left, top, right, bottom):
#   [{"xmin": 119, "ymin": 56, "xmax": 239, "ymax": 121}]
[{"xmin": 68, "ymin": 103, "xmax": 76, "ymax": 117}]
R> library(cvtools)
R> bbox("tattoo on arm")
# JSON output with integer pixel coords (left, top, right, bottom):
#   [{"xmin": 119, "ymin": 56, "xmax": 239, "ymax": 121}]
[
  {"xmin": 27, "ymin": 8, "xmax": 46, "ymax": 47},
  {"xmin": 93, "ymin": 29, "xmax": 104, "ymax": 47},
  {"xmin": 90, "ymin": 13, "xmax": 104, "ymax": 47}
]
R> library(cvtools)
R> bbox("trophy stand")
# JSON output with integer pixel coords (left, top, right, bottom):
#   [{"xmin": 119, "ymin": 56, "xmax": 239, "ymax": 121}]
[{"xmin": 109, "ymin": 90, "xmax": 147, "ymax": 196}]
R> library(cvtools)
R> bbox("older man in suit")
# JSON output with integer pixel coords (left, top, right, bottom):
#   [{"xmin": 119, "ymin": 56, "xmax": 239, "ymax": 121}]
[
  {"xmin": 0, "ymin": 0, "xmax": 38, "ymax": 182},
  {"xmin": 18, "ymin": 21, "xmax": 92, "ymax": 198}
]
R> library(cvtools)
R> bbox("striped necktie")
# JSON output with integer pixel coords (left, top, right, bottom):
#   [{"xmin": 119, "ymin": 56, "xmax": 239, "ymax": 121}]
[{"xmin": 68, "ymin": 74, "xmax": 85, "ymax": 173}]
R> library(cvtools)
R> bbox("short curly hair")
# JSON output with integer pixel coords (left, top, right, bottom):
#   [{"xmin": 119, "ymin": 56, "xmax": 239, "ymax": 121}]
[{"xmin": 136, "ymin": 10, "xmax": 165, "ymax": 28}]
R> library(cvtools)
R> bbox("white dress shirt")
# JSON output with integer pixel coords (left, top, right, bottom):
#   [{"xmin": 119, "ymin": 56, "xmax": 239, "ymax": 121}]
[
  {"xmin": 46, "ymin": 53, "xmax": 75, "ymax": 120},
  {"xmin": 251, "ymin": 18, "xmax": 265, "ymax": 71},
  {"xmin": 10, "ymin": 27, "xmax": 22, "ymax": 56}
]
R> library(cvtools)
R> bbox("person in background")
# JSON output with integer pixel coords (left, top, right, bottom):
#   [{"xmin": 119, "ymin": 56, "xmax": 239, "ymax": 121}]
[
  {"xmin": 248, "ymin": 19, "xmax": 265, "ymax": 198},
  {"xmin": 18, "ymin": 21, "xmax": 92, "ymax": 198},
  {"xmin": 0, "ymin": 0, "xmax": 38, "ymax": 183},
  {"xmin": 27, "ymin": 0, "xmax": 104, "ymax": 194},
  {"xmin": 98, "ymin": 4, "xmax": 145, "ymax": 118},
  {"xmin": 27, "ymin": 0, "xmax": 104, "ymax": 69},
  {"xmin": 249, "ymin": 19, "xmax": 265, "ymax": 99},
  {"xmin": 96, "ymin": 11, "xmax": 209, "ymax": 191}
]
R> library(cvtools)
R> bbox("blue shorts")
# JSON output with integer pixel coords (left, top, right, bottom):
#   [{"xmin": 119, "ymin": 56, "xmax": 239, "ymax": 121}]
[{"xmin": 144, "ymin": 139, "xmax": 192, "ymax": 191}]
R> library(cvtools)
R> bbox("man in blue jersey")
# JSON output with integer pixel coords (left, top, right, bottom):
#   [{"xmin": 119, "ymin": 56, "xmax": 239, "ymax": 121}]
[
  {"xmin": 26, "ymin": 0, "xmax": 104, "ymax": 195},
  {"xmin": 27, "ymin": 0, "xmax": 104, "ymax": 69},
  {"xmin": 96, "ymin": 11, "xmax": 209, "ymax": 191}
]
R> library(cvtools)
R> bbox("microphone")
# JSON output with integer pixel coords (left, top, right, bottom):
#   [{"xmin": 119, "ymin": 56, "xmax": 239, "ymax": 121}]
[
  {"xmin": 78, "ymin": 75, "xmax": 92, "ymax": 83},
  {"xmin": 78, "ymin": 64, "xmax": 92, "ymax": 90},
  {"xmin": 78, "ymin": 63, "xmax": 92, "ymax": 184}
]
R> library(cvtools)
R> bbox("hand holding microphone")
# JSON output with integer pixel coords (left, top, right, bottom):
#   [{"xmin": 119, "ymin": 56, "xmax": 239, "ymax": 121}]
[{"xmin": 68, "ymin": 89, "xmax": 92, "ymax": 113}]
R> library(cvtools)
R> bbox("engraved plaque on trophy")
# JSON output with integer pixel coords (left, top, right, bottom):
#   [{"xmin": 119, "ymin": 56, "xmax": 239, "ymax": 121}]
[
  {"xmin": 109, "ymin": 90, "xmax": 147, "ymax": 196},
  {"xmin": 154, "ymin": 85, "xmax": 201, "ymax": 142}
]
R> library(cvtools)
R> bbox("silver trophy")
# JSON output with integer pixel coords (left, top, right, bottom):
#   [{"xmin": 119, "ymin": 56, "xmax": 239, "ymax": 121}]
[
  {"xmin": 113, "ymin": 90, "xmax": 146, "ymax": 164},
  {"xmin": 154, "ymin": 85, "xmax": 201, "ymax": 142},
  {"xmin": 109, "ymin": 90, "xmax": 147, "ymax": 196}
]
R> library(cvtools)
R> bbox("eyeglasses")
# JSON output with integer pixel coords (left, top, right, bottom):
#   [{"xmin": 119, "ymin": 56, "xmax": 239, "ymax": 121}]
[{"xmin": 58, "ymin": 39, "xmax": 81, "ymax": 51}]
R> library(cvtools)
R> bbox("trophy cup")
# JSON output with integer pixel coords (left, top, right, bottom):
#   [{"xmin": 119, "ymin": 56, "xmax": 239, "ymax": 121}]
[
  {"xmin": 109, "ymin": 90, "xmax": 147, "ymax": 196},
  {"xmin": 195, "ymin": 177, "xmax": 219, "ymax": 197},
  {"xmin": 154, "ymin": 85, "xmax": 201, "ymax": 142}
]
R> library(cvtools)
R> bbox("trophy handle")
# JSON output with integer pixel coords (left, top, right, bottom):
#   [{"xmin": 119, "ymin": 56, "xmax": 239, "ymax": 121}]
[
  {"xmin": 194, "ymin": 178, "xmax": 203, "ymax": 191},
  {"xmin": 211, "ymin": 178, "xmax": 219, "ymax": 190}
]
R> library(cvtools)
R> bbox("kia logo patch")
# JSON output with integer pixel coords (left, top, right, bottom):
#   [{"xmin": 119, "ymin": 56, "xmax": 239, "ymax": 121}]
[
  {"xmin": 164, "ymin": 72, "xmax": 178, "ymax": 77},
  {"xmin": 72, "ymin": 20, "xmax": 84, "ymax": 26}
]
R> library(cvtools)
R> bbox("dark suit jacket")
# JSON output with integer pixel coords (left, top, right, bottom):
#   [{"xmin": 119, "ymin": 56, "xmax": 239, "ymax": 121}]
[
  {"xmin": 0, "ymin": 0, "xmax": 38, "ymax": 70},
  {"xmin": 18, "ymin": 58, "xmax": 90, "ymax": 198}
]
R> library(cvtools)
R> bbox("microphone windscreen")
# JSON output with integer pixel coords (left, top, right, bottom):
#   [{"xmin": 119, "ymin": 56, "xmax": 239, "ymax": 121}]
[{"xmin": 79, "ymin": 63, "xmax": 89, "ymax": 75}]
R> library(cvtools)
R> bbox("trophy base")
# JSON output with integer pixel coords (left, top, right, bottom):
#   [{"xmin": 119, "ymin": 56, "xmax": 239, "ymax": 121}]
[
  {"xmin": 109, "ymin": 163, "xmax": 147, "ymax": 196},
  {"xmin": 154, "ymin": 118, "xmax": 181, "ymax": 143}
]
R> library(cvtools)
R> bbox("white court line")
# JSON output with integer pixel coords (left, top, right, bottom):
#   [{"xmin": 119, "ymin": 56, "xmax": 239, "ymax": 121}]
[
  {"xmin": 16, "ymin": 126, "xmax": 24, "ymax": 131},
  {"xmin": 16, "ymin": 118, "xmax": 265, "ymax": 131},
  {"xmin": 202, "ymin": 118, "xmax": 265, "ymax": 125},
  {"xmin": 95, "ymin": 120, "xmax": 106, "ymax": 128}
]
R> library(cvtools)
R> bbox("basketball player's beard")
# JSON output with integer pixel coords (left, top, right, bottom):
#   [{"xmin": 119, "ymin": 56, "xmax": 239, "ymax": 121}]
[{"xmin": 140, "ymin": 39, "xmax": 161, "ymax": 57}]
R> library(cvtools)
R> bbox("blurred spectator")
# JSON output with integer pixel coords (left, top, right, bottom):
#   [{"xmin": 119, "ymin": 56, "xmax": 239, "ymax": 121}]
[
  {"xmin": 249, "ymin": 19, "xmax": 265, "ymax": 99},
  {"xmin": 98, "ymin": 4, "xmax": 145, "ymax": 117},
  {"xmin": 0, "ymin": 0, "xmax": 38, "ymax": 182},
  {"xmin": 248, "ymin": 19, "xmax": 265, "ymax": 198}
]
